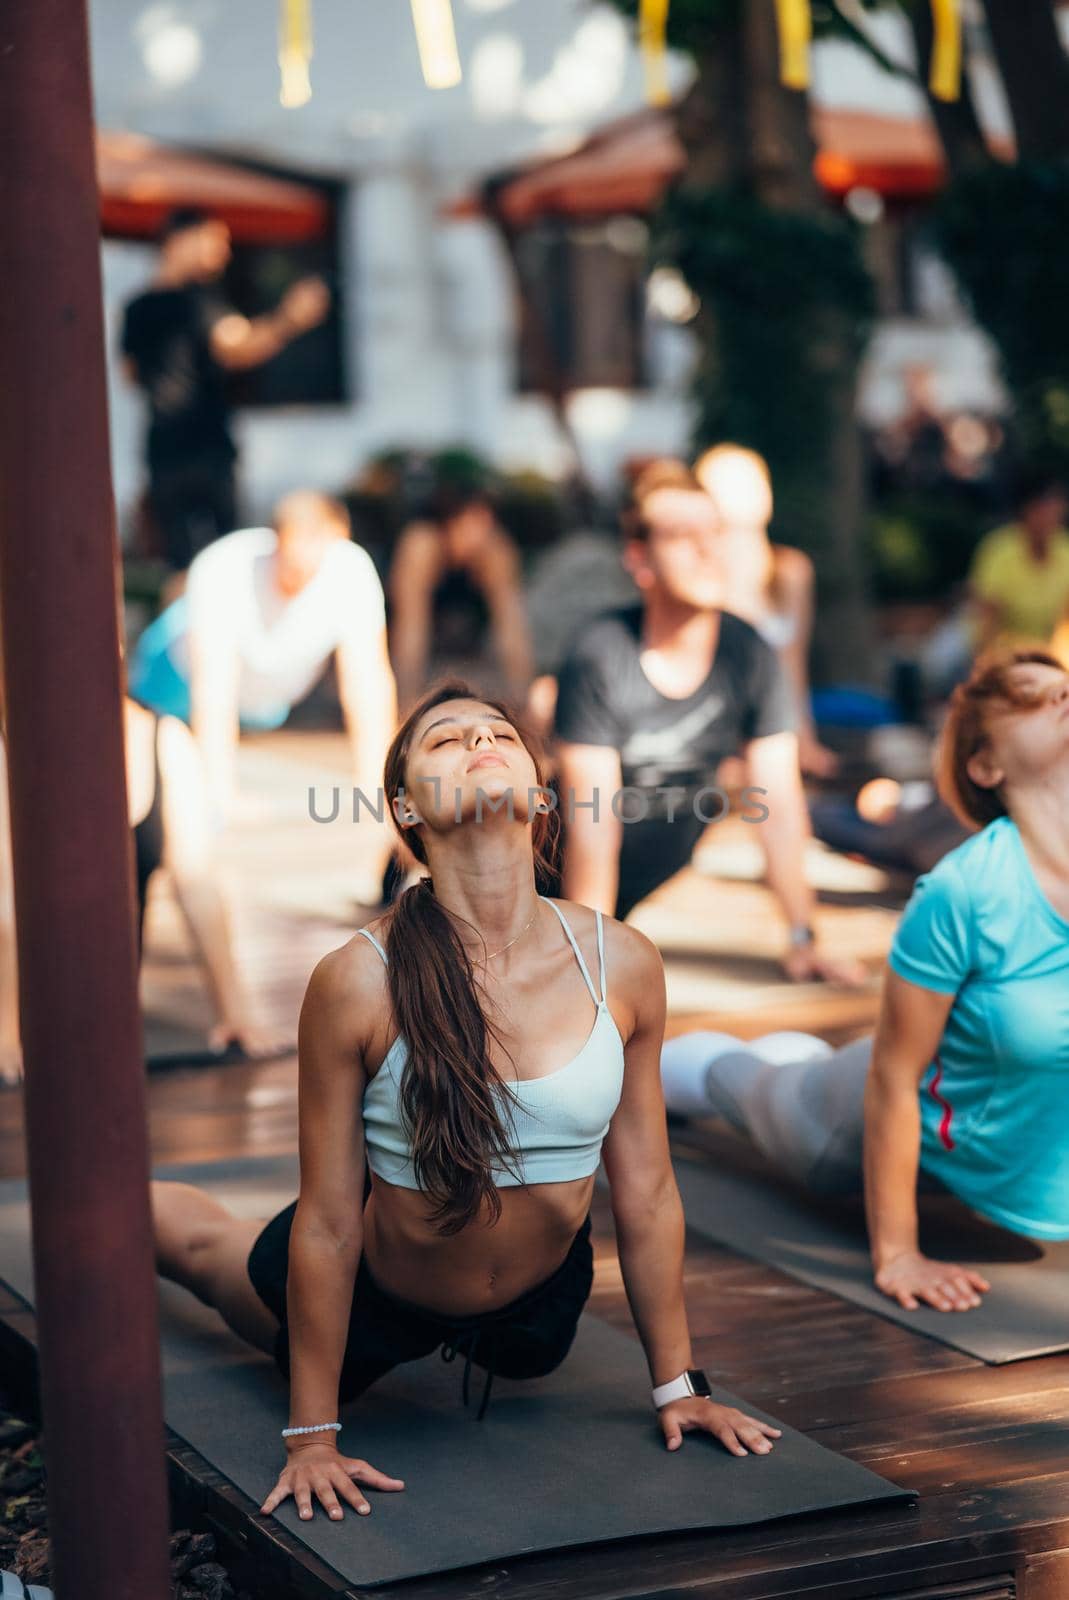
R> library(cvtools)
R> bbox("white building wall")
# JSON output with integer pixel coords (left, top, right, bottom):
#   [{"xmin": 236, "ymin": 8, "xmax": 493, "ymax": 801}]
[
  {"xmin": 95, "ymin": 2, "xmax": 1016, "ymax": 531},
  {"xmin": 104, "ymin": 174, "xmax": 698, "ymax": 532}
]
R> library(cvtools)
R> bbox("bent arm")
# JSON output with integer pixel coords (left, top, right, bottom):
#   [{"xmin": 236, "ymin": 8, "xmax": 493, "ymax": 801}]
[
  {"xmin": 209, "ymin": 279, "xmax": 330, "ymax": 374},
  {"xmin": 600, "ymin": 932, "xmax": 692, "ymax": 1384},
  {"xmin": 863, "ymin": 969, "xmax": 954, "ymax": 1272},
  {"xmin": 286, "ymin": 952, "xmax": 370, "ymax": 1434},
  {"xmin": 211, "ymin": 310, "xmax": 297, "ymax": 372},
  {"xmin": 744, "ymin": 730, "xmax": 813, "ymax": 929},
  {"xmin": 556, "ymin": 743, "xmax": 623, "ymax": 915}
]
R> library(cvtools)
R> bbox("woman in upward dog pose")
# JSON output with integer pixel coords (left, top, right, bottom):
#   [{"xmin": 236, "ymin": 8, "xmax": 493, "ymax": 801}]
[
  {"xmin": 151, "ymin": 680, "xmax": 779, "ymax": 1525},
  {"xmin": 662, "ymin": 651, "xmax": 1069, "ymax": 1314}
]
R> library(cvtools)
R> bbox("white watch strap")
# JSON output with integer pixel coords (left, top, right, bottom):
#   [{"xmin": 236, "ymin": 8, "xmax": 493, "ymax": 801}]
[{"xmin": 651, "ymin": 1372, "xmax": 692, "ymax": 1409}]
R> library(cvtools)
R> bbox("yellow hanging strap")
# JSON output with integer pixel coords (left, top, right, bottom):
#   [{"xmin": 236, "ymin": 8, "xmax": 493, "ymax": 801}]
[
  {"xmin": 279, "ymin": 0, "xmax": 313, "ymax": 108},
  {"xmin": 774, "ymin": 0, "xmax": 811, "ymax": 91},
  {"xmin": 411, "ymin": 0, "xmax": 463, "ymax": 90},
  {"xmin": 929, "ymin": 0, "xmax": 962, "ymax": 102},
  {"xmin": 639, "ymin": 0, "xmax": 671, "ymax": 108}
]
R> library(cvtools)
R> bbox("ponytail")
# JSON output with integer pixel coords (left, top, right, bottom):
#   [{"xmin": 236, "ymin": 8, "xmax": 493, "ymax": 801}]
[{"xmin": 385, "ymin": 878, "xmax": 520, "ymax": 1233}]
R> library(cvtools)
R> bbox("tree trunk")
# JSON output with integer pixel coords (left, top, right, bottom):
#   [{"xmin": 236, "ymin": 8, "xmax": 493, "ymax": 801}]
[
  {"xmin": 744, "ymin": 0, "xmax": 872, "ymax": 682},
  {"xmin": 980, "ymin": 0, "xmax": 1069, "ymax": 159},
  {"xmin": 741, "ymin": 0, "xmax": 822, "ymax": 209},
  {"xmin": 675, "ymin": 22, "xmax": 748, "ymax": 191},
  {"xmin": 904, "ymin": 1, "xmax": 991, "ymax": 178}
]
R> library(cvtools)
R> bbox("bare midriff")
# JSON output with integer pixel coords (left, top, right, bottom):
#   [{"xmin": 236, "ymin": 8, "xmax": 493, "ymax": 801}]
[{"xmin": 361, "ymin": 1173, "xmax": 595, "ymax": 1317}]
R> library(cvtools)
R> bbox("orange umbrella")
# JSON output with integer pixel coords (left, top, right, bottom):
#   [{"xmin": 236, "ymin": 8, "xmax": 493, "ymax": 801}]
[
  {"xmin": 97, "ymin": 130, "xmax": 330, "ymax": 243},
  {"xmin": 453, "ymin": 103, "xmax": 1011, "ymax": 225}
]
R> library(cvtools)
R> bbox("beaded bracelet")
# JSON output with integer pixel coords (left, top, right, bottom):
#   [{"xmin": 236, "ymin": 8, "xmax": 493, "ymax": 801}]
[{"xmin": 281, "ymin": 1421, "xmax": 342, "ymax": 1438}]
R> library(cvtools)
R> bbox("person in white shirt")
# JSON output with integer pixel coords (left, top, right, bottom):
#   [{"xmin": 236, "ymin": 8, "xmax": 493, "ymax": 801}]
[{"xmin": 130, "ymin": 492, "xmax": 397, "ymax": 895}]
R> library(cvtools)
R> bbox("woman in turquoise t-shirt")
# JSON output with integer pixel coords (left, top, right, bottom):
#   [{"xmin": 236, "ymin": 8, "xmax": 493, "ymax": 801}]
[{"xmin": 660, "ymin": 649, "xmax": 1069, "ymax": 1316}]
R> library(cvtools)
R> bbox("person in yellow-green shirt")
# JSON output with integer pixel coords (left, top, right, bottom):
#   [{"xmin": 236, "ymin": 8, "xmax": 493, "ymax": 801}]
[{"xmin": 969, "ymin": 469, "xmax": 1069, "ymax": 650}]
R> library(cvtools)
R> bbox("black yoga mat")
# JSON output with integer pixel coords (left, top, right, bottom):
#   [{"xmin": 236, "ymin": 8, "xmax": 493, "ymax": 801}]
[
  {"xmin": 669, "ymin": 1131, "xmax": 1069, "ymax": 1365},
  {"xmin": 0, "ymin": 1156, "xmax": 907, "ymax": 1588},
  {"xmin": 142, "ymin": 1016, "xmax": 295, "ymax": 1072}
]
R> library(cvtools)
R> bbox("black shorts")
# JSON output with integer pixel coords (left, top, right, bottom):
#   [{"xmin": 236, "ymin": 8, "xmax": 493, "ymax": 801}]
[{"xmin": 247, "ymin": 1205, "xmax": 594, "ymax": 1415}]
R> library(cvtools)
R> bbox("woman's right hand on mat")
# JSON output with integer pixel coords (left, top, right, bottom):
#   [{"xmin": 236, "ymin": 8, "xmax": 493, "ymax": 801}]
[
  {"xmin": 260, "ymin": 1441, "xmax": 405, "ymax": 1522},
  {"xmin": 658, "ymin": 1399, "xmax": 782, "ymax": 1457},
  {"xmin": 874, "ymin": 1250, "xmax": 991, "ymax": 1313}
]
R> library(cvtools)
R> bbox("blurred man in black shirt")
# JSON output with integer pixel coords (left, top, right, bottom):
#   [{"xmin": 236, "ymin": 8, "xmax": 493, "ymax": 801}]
[
  {"xmin": 552, "ymin": 467, "xmax": 865, "ymax": 985},
  {"xmin": 121, "ymin": 208, "xmax": 329, "ymax": 571}
]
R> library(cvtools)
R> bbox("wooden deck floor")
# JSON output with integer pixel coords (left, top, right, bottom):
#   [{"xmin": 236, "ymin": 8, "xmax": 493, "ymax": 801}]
[{"xmin": 2, "ymin": 731, "xmax": 1067, "ymax": 1598}]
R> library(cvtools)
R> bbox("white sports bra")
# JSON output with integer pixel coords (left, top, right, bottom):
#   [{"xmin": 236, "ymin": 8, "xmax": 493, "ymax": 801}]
[{"xmin": 357, "ymin": 898, "xmax": 626, "ymax": 1190}]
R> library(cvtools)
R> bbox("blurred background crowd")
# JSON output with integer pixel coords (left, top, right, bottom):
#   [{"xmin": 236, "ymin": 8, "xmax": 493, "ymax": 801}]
[{"xmin": 5, "ymin": 0, "xmax": 1069, "ymax": 1076}]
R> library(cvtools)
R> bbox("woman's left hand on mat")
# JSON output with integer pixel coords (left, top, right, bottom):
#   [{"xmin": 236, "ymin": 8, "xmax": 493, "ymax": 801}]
[
  {"xmin": 874, "ymin": 1248, "xmax": 991, "ymax": 1313},
  {"xmin": 658, "ymin": 1399, "xmax": 782, "ymax": 1456}
]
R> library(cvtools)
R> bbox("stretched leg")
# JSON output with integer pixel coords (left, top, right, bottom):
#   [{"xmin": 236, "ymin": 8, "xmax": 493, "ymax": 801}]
[
  {"xmin": 660, "ymin": 1031, "xmax": 760, "ymax": 1118},
  {"xmin": 660, "ymin": 1031, "xmax": 873, "ymax": 1191},
  {"xmin": 151, "ymin": 1180, "xmax": 280, "ymax": 1355}
]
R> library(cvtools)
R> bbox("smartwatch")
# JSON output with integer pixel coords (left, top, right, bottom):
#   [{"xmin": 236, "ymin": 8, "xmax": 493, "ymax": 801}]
[
  {"xmin": 652, "ymin": 1368, "xmax": 712, "ymax": 1409},
  {"xmin": 787, "ymin": 923, "xmax": 816, "ymax": 949}
]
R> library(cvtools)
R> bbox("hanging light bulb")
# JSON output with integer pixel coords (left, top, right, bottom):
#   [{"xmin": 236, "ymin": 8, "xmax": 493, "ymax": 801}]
[
  {"xmin": 774, "ymin": 0, "xmax": 811, "ymax": 91},
  {"xmin": 929, "ymin": 0, "xmax": 962, "ymax": 102},
  {"xmin": 411, "ymin": 0, "xmax": 463, "ymax": 89},
  {"xmin": 639, "ymin": 0, "xmax": 671, "ymax": 107},
  {"xmin": 279, "ymin": 0, "xmax": 313, "ymax": 108}
]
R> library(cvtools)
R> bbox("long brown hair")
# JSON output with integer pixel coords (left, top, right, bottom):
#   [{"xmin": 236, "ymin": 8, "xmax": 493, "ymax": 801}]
[
  {"xmin": 936, "ymin": 649, "xmax": 1065, "ymax": 828},
  {"xmin": 380, "ymin": 680, "xmax": 561, "ymax": 1234}
]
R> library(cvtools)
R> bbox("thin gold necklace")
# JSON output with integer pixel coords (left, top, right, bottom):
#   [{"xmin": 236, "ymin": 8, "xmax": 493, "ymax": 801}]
[{"xmin": 484, "ymin": 904, "xmax": 538, "ymax": 962}]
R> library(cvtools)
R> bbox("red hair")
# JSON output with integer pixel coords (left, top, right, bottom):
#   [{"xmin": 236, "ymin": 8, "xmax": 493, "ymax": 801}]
[{"xmin": 936, "ymin": 649, "xmax": 1066, "ymax": 828}]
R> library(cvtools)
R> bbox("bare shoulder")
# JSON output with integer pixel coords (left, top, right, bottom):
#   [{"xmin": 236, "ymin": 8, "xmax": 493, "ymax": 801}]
[
  {"xmin": 301, "ymin": 924, "xmax": 392, "ymax": 1054},
  {"xmin": 550, "ymin": 899, "xmax": 664, "ymax": 1025},
  {"xmin": 602, "ymin": 915, "xmax": 663, "ymax": 987}
]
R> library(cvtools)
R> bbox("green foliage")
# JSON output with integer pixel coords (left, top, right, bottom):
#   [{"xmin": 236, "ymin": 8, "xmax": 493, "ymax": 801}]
[
  {"xmin": 606, "ymin": 0, "xmax": 882, "ymax": 645},
  {"xmin": 655, "ymin": 189, "xmax": 875, "ymax": 561},
  {"xmin": 932, "ymin": 161, "xmax": 1069, "ymax": 474},
  {"xmin": 865, "ymin": 492, "xmax": 985, "ymax": 602}
]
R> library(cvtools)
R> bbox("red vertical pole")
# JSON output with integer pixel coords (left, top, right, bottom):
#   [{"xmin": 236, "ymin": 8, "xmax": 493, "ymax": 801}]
[{"xmin": 0, "ymin": 4, "xmax": 172, "ymax": 1598}]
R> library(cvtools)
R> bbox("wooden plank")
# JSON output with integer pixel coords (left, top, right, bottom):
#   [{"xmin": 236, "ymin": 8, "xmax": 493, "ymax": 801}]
[
  {"xmin": 1, "ymin": 731, "xmax": 1066, "ymax": 1597},
  {"xmin": 1023, "ymin": 1550, "xmax": 1069, "ymax": 1598}
]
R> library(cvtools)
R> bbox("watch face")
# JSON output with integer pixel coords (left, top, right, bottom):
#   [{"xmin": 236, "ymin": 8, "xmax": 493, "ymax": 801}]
[{"xmin": 686, "ymin": 1368, "xmax": 712, "ymax": 1399}]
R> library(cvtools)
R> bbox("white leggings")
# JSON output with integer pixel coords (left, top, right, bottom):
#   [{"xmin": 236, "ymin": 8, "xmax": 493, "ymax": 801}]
[{"xmin": 660, "ymin": 1031, "xmax": 875, "ymax": 1194}]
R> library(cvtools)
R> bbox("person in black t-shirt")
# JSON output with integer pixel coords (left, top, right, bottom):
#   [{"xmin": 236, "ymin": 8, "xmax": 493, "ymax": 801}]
[
  {"xmin": 552, "ymin": 469, "xmax": 865, "ymax": 985},
  {"xmin": 121, "ymin": 208, "xmax": 330, "ymax": 571}
]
